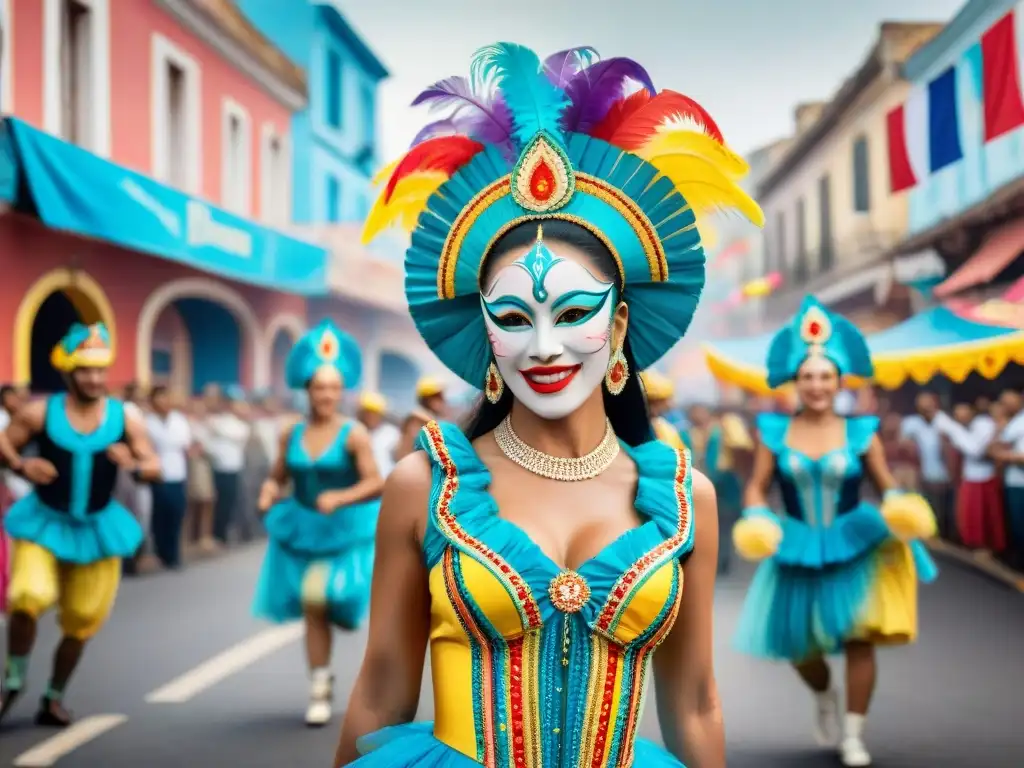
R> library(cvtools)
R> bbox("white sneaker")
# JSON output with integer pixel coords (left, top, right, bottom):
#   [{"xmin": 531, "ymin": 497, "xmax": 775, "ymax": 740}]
[
  {"xmin": 813, "ymin": 689, "xmax": 841, "ymax": 747},
  {"xmin": 840, "ymin": 735, "xmax": 872, "ymax": 766},
  {"xmin": 304, "ymin": 670, "xmax": 333, "ymax": 727}
]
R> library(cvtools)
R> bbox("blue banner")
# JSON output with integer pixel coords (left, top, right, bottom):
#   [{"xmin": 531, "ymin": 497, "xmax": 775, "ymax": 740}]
[{"xmin": 2, "ymin": 118, "xmax": 328, "ymax": 295}]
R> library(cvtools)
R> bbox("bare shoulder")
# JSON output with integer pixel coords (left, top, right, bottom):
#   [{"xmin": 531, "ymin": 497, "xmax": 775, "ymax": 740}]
[
  {"xmin": 379, "ymin": 451, "xmax": 434, "ymax": 541},
  {"xmin": 344, "ymin": 418, "xmax": 371, "ymax": 442},
  {"xmin": 689, "ymin": 468, "xmax": 718, "ymax": 524},
  {"xmin": 15, "ymin": 399, "xmax": 47, "ymax": 430}
]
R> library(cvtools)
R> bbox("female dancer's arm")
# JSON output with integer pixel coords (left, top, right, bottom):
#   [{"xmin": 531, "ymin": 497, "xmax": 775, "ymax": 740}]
[
  {"xmin": 742, "ymin": 442, "xmax": 775, "ymax": 508},
  {"xmin": 258, "ymin": 420, "xmax": 298, "ymax": 512},
  {"xmin": 334, "ymin": 454, "xmax": 432, "ymax": 766},
  {"xmin": 319, "ymin": 424, "xmax": 384, "ymax": 511},
  {"xmin": 653, "ymin": 471, "xmax": 724, "ymax": 768},
  {"xmin": 863, "ymin": 435, "xmax": 898, "ymax": 495}
]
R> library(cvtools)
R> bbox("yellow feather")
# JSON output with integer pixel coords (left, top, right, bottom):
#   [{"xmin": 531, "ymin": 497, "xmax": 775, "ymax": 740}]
[
  {"xmin": 361, "ymin": 172, "xmax": 448, "ymax": 244},
  {"xmin": 371, "ymin": 158, "xmax": 401, "ymax": 187},
  {"xmin": 650, "ymin": 154, "xmax": 765, "ymax": 228},
  {"xmin": 638, "ymin": 129, "xmax": 750, "ymax": 179},
  {"xmin": 695, "ymin": 212, "xmax": 718, "ymax": 249}
]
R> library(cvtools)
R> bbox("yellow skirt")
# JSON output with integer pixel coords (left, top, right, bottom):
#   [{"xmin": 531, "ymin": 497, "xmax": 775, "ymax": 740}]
[{"xmin": 852, "ymin": 539, "xmax": 918, "ymax": 645}]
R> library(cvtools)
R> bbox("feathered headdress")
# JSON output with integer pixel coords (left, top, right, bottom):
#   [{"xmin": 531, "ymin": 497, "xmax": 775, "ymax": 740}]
[
  {"xmin": 284, "ymin": 320, "xmax": 362, "ymax": 391},
  {"xmin": 51, "ymin": 322, "xmax": 114, "ymax": 372},
  {"xmin": 766, "ymin": 296, "xmax": 874, "ymax": 388},
  {"xmin": 364, "ymin": 43, "xmax": 763, "ymax": 388}
]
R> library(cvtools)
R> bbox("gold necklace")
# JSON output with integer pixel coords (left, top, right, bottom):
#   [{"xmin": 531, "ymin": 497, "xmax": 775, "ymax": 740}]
[{"xmin": 493, "ymin": 416, "xmax": 619, "ymax": 482}]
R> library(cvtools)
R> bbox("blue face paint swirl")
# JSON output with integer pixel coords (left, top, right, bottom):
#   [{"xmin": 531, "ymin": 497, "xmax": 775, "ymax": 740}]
[{"xmin": 514, "ymin": 240, "xmax": 563, "ymax": 303}]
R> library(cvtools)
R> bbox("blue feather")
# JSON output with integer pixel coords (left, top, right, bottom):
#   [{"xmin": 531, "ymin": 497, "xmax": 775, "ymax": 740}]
[
  {"xmin": 470, "ymin": 42, "xmax": 570, "ymax": 148},
  {"xmin": 833, "ymin": 316, "xmax": 874, "ymax": 378},
  {"xmin": 766, "ymin": 326, "xmax": 795, "ymax": 389}
]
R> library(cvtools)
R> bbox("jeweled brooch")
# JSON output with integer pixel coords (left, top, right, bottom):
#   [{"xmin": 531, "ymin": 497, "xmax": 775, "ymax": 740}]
[{"xmin": 548, "ymin": 570, "xmax": 591, "ymax": 613}]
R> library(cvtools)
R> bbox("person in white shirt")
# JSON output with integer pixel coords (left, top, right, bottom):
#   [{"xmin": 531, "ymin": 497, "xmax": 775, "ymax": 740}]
[
  {"xmin": 203, "ymin": 385, "xmax": 251, "ymax": 545},
  {"xmin": 145, "ymin": 386, "xmax": 191, "ymax": 568},
  {"xmin": 900, "ymin": 393, "xmax": 954, "ymax": 541},
  {"xmin": 933, "ymin": 403, "xmax": 1007, "ymax": 552},
  {"xmin": 117, "ymin": 383, "xmax": 156, "ymax": 573},
  {"xmin": 991, "ymin": 390, "xmax": 1024, "ymax": 564},
  {"xmin": 356, "ymin": 392, "xmax": 399, "ymax": 478},
  {"xmin": 0, "ymin": 386, "xmax": 31, "ymax": 502}
]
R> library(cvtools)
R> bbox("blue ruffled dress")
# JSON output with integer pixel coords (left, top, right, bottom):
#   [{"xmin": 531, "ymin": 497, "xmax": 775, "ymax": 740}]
[
  {"xmin": 252, "ymin": 421, "xmax": 378, "ymax": 629},
  {"xmin": 350, "ymin": 421, "xmax": 694, "ymax": 768},
  {"xmin": 734, "ymin": 413, "xmax": 937, "ymax": 662},
  {"xmin": 4, "ymin": 395, "xmax": 142, "ymax": 563}
]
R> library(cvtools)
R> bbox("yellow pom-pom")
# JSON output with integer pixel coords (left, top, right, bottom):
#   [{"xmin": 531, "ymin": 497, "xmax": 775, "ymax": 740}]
[
  {"xmin": 881, "ymin": 493, "xmax": 937, "ymax": 541},
  {"xmin": 732, "ymin": 516, "xmax": 782, "ymax": 562}
]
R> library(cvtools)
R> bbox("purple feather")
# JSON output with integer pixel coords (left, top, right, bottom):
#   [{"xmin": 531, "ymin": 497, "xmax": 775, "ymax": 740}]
[
  {"xmin": 561, "ymin": 58, "xmax": 657, "ymax": 134},
  {"xmin": 411, "ymin": 75, "xmax": 514, "ymax": 148},
  {"xmin": 543, "ymin": 46, "xmax": 599, "ymax": 89},
  {"xmin": 409, "ymin": 118, "xmax": 462, "ymax": 147}
]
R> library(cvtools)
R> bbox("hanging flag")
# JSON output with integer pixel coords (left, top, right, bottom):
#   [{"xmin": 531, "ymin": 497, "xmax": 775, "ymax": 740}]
[
  {"xmin": 886, "ymin": 86, "xmax": 929, "ymax": 192},
  {"xmin": 928, "ymin": 66, "xmax": 963, "ymax": 172},
  {"xmin": 981, "ymin": 11, "xmax": 1024, "ymax": 141}
]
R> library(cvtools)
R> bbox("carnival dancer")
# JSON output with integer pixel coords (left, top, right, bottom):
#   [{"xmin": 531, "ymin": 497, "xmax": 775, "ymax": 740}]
[
  {"xmin": 333, "ymin": 42, "xmax": 762, "ymax": 768},
  {"xmin": 642, "ymin": 370, "xmax": 686, "ymax": 450},
  {"xmin": 0, "ymin": 323, "xmax": 160, "ymax": 726},
  {"xmin": 732, "ymin": 297, "xmax": 939, "ymax": 767},
  {"xmin": 254, "ymin": 320, "xmax": 384, "ymax": 727}
]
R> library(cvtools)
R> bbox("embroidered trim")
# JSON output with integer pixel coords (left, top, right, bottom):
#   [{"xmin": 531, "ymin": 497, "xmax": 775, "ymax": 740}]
[
  {"xmin": 594, "ymin": 447, "xmax": 692, "ymax": 636},
  {"xmin": 424, "ymin": 422, "xmax": 543, "ymax": 630}
]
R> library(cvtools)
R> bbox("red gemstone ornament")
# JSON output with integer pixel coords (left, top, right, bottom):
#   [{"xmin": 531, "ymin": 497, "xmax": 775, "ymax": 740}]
[
  {"xmin": 610, "ymin": 362, "xmax": 624, "ymax": 383},
  {"xmin": 808, "ymin": 321, "xmax": 821, "ymax": 337},
  {"xmin": 529, "ymin": 161, "xmax": 555, "ymax": 202}
]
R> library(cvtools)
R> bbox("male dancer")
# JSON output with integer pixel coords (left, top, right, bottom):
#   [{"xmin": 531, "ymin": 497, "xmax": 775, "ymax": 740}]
[{"xmin": 0, "ymin": 323, "xmax": 161, "ymax": 726}]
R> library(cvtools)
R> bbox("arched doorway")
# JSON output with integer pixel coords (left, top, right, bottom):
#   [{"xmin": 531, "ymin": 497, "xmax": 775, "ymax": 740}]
[
  {"xmin": 378, "ymin": 351, "xmax": 420, "ymax": 413},
  {"xmin": 14, "ymin": 268, "xmax": 117, "ymax": 389},
  {"xmin": 264, "ymin": 314, "xmax": 305, "ymax": 399},
  {"xmin": 136, "ymin": 278, "xmax": 263, "ymax": 392}
]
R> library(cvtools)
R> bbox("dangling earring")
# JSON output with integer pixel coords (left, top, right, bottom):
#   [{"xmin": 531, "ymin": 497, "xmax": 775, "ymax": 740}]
[
  {"xmin": 605, "ymin": 344, "xmax": 629, "ymax": 395},
  {"xmin": 485, "ymin": 360, "xmax": 504, "ymax": 404}
]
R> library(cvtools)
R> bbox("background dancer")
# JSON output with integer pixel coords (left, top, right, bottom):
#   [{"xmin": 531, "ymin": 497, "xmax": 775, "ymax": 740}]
[
  {"xmin": 254, "ymin": 320, "xmax": 383, "ymax": 727},
  {"xmin": 642, "ymin": 370, "xmax": 686, "ymax": 449},
  {"xmin": 732, "ymin": 297, "xmax": 938, "ymax": 767},
  {"xmin": 0, "ymin": 323, "xmax": 160, "ymax": 726}
]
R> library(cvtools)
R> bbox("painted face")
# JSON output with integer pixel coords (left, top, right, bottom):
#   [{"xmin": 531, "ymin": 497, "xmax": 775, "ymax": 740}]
[
  {"xmin": 795, "ymin": 354, "xmax": 839, "ymax": 414},
  {"xmin": 481, "ymin": 239, "xmax": 616, "ymax": 420}
]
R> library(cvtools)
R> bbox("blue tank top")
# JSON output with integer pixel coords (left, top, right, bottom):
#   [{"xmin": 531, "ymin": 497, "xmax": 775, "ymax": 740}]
[{"xmin": 285, "ymin": 421, "xmax": 359, "ymax": 508}]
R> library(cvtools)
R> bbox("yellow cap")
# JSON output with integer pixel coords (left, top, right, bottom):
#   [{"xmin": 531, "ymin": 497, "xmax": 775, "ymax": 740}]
[
  {"xmin": 359, "ymin": 392, "xmax": 387, "ymax": 414},
  {"xmin": 416, "ymin": 376, "xmax": 445, "ymax": 399},
  {"xmin": 640, "ymin": 370, "xmax": 674, "ymax": 402}
]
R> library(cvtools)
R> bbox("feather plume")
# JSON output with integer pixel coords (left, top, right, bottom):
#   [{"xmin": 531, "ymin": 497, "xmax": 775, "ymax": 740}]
[
  {"xmin": 648, "ymin": 154, "xmax": 764, "ymax": 227},
  {"xmin": 561, "ymin": 58, "xmax": 657, "ymax": 134},
  {"xmin": 411, "ymin": 76, "xmax": 514, "ymax": 148},
  {"xmin": 362, "ymin": 172, "xmax": 448, "ymax": 244},
  {"xmin": 371, "ymin": 158, "xmax": 400, "ymax": 186},
  {"xmin": 638, "ymin": 129, "xmax": 749, "ymax": 179},
  {"xmin": 384, "ymin": 136, "xmax": 484, "ymax": 202},
  {"xmin": 410, "ymin": 118, "xmax": 462, "ymax": 147},
  {"xmin": 471, "ymin": 43, "xmax": 570, "ymax": 146},
  {"xmin": 592, "ymin": 90, "xmax": 724, "ymax": 150},
  {"xmin": 589, "ymin": 89, "xmax": 652, "ymax": 142},
  {"xmin": 543, "ymin": 46, "xmax": 599, "ymax": 88}
]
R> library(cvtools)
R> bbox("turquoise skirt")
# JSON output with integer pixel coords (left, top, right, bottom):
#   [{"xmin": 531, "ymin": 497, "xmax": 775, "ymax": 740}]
[
  {"xmin": 351, "ymin": 723, "xmax": 685, "ymax": 767},
  {"xmin": 4, "ymin": 492, "xmax": 143, "ymax": 564},
  {"xmin": 252, "ymin": 496, "xmax": 379, "ymax": 629}
]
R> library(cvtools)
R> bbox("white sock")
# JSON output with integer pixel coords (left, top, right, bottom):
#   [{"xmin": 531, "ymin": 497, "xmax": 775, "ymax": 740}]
[
  {"xmin": 844, "ymin": 712, "xmax": 866, "ymax": 740},
  {"xmin": 815, "ymin": 687, "xmax": 837, "ymax": 706},
  {"xmin": 310, "ymin": 667, "xmax": 331, "ymax": 690}
]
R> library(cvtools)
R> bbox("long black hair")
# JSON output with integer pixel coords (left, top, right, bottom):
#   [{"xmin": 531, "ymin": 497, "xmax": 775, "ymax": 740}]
[{"xmin": 461, "ymin": 219, "xmax": 653, "ymax": 447}]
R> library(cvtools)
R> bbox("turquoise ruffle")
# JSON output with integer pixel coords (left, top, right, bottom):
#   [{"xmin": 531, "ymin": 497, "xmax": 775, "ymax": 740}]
[
  {"xmin": 414, "ymin": 421, "xmax": 694, "ymax": 625},
  {"xmin": 353, "ymin": 722, "xmax": 685, "ymax": 767},
  {"xmin": 4, "ymin": 493, "xmax": 143, "ymax": 563},
  {"xmin": 263, "ymin": 496, "xmax": 379, "ymax": 556},
  {"xmin": 774, "ymin": 502, "xmax": 891, "ymax": 569},
  {"xmin": 756, "ymin": 413, "xmax": 880, "ymax": 456}
]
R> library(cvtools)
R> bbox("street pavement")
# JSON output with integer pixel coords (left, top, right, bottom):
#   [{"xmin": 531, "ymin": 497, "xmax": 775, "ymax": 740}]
[{"xmin": 1, "ymin": 545, "xmax": 1022, "ymax": 767}]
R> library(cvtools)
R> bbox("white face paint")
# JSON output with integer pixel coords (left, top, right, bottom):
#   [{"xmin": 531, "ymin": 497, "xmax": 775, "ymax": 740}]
[{"xmin": 481, "ymin": 239, "xmax": 616, "ymax": 420}]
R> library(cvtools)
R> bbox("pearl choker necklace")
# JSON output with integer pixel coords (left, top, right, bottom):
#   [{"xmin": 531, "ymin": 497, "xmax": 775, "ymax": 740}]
[{"xmin": 493, "ymin": 416, "xmax": 619, "ymax": 482}]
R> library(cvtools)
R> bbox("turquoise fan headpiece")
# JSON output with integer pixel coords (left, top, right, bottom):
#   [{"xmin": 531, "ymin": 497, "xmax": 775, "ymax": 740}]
[
  {"xmin": 363, "ymin": 43, "xmax": 764, "ymax": 387},
  {"xmin": 285, "ymin": 320, "xmax": 362, "ymax": 390},
  {"xmin": 766, "ymin": 296, "xmax": 874, "ymax": 388}
]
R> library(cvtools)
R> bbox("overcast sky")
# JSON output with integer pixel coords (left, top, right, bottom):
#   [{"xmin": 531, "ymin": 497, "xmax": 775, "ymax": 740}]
[{"xmin": 336, "ymin": 0, "xmax": 965, "ymax": 161}]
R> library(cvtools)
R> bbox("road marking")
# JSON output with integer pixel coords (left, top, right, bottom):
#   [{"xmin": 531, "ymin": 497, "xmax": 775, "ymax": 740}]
[
  {"xmin": 146, "ymin": 623, "xmax": 303, "ymax": 703},
  {"xmin": 13, "ymin": 714, "xmax": 127, "ymax": 767}
]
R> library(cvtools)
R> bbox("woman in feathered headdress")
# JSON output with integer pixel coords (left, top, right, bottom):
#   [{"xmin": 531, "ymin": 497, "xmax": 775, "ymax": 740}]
[
  {"xmin": 334, "ymin": 43, "xmax": 761, "ymax": 768},
  {"xmin": 731, "ymin": 297, "xmax": 939, "ymax": 767},
  {"xmin": 251, "ymin": 321, "xmax": 384, "ymax": 727}
]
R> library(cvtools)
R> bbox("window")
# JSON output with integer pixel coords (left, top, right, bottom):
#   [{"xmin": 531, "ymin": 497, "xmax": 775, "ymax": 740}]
[
  {"xmin": 2, "ymin": 0, "xmax": 13, "ymax": 113},
  {"xmin": 775, "ymin": 211, "xmax": 786, "ymax": 275},
  {"xmin": 818, "ymin": 174, "xmax": 834, "ymax": 271},
  {"xmin": 152, "ymin": 34, "xmax": 200, "ymax": 193},
  {"xmin": 326, "ymin": 175, "xmax": 341, "ymax": 222},
  {"xmin": 361, "ymin": 83, "xmax": 375, "ymax": 146},
  {"xmin": 325, "ymin": 49, "xmax": 342, "ymax": 129},
  {"xmin": 260, "ymin": 125, "xmax": 290, "ymax": 225},
  {"xmin": 59, "ymin": 0, "xmax": 92, "ymax": 146},
  {"xmin": 221, "ymin": 98, "xmax": 252, "ymax": 215},
  {"xmin": 852, "ymin": 135, "xmax": 870, "ymax": 213},
  {"xmin": 795, "ymin": 197, "xmax": 808, "ymax": 281}
]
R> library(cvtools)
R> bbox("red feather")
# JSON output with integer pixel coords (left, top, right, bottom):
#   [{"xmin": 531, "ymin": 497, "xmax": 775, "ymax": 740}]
[
  {"xmin": 385, "ymin": 136, "xmax": 484, "ymax": 202},
  {"xmin": 590, "ymin": 89, "xmax": 725, "ymax": 151}
]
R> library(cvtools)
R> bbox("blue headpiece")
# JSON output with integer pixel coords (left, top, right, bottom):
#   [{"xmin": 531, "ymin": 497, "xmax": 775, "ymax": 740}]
[
  {"xmin": 361, "ymin": 43, "xmax": 763, "ymax": 388},
  {"xmin": 766, "ymin": 296, "xmax": 874, "ymax": 388},
  {"xmin": 284, "ymin": 320, "xmax": 361, "ymax": 390},
  {"xmin": 51, "ymin": 322, "xmax": 113, "ymax": 372}
]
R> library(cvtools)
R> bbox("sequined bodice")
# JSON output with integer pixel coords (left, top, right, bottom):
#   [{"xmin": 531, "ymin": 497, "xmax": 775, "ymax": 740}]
[
  {"xmin": 285, "ymin": 422, "xmax": 358, "ymax": 508},
  {"xmin": 418, "ymin": 422, "xmax": 694, "ymax": 768}
]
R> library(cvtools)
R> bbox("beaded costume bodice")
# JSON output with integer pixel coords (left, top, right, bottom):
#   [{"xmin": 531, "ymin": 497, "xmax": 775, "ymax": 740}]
[{"xmin": 417, "ymin": 421, "xmax": 694, "ymax": 768}]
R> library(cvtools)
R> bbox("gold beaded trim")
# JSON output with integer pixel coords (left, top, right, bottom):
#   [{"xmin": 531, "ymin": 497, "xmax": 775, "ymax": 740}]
[{"xmin": 493, "ymin": 416, "xmax": 619, "ymax": 482}]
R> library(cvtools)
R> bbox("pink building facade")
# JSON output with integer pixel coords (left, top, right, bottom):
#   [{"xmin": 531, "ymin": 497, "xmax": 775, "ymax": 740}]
[{"xmin": 0, "ymin": 0, "xmax": 322, "ymax": 393}]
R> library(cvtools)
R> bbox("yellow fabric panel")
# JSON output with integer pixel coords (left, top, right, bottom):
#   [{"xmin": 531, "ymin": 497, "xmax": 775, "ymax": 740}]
[
  {"xmin": 611, "ymin": 561, "xmax": 676, "ymax": 645},
  {"xmin": 652, "ymin": 417, "xmax": 684, "ymax": 450},
  {"xmin": 300, "ymin": 561, "xmax": 331, "ymax": 608},
  {"xmin": 428, "ymin": 561, "xmax": 479, "ymax": 759},
  {"xmin": 8, "ymin": 540, "xmax": 121, "ymax": 639},
  {"xmin": 458, "ymin": 552, "xmax": 525, "ymax": 639},
  {"xmin": 853, "ymin": 540, "xmax": 917, "ymax": 645}
]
